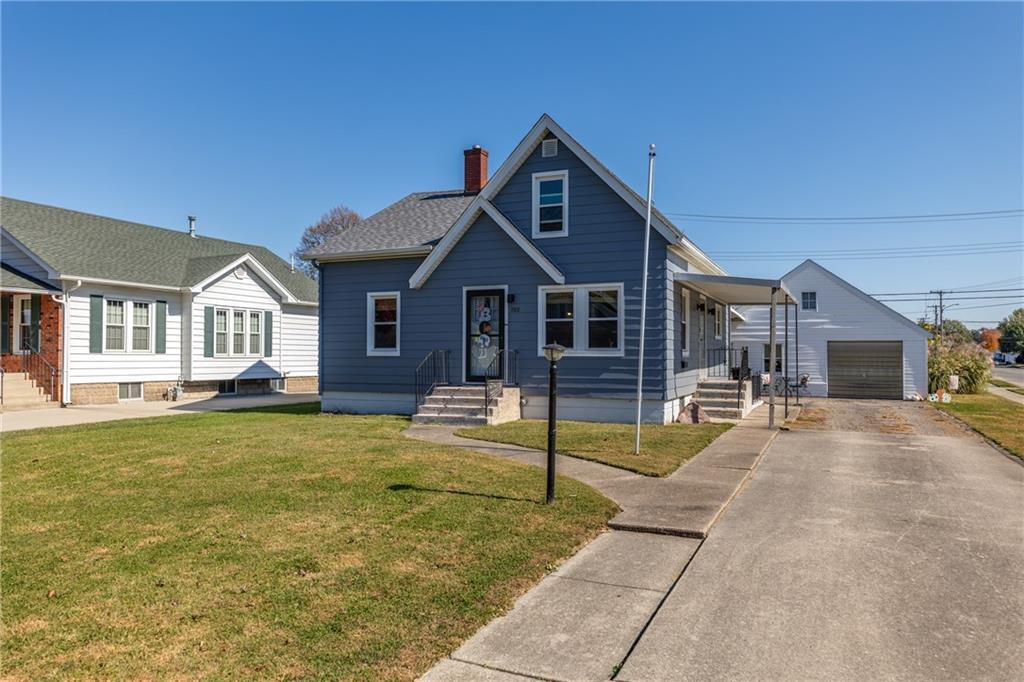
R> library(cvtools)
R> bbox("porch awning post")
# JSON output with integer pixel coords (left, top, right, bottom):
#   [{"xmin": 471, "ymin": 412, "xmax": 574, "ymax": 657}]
[
  {"xmin": 785, "ymin": 301, "xmax": 789, "ymax": 419},
  {"xmin": 795, "ymin": 302, "xmax": 800, "ymax": 405},
  {"xmin": 768, "ymin": 286, "xmax": 778, "ymax": 428}
]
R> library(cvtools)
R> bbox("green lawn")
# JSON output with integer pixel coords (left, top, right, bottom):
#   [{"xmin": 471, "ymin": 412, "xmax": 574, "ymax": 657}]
[
  {"xmin": 456, "ymin": 419, "xmax": 732, "ymax": 477},
  {"xmin": 935, "ymin": 392, "xmax": 1024, "ymax": 459},
  {"xmin": 1, "ymin": 404, "xmax": 617, "ymax": 680}
]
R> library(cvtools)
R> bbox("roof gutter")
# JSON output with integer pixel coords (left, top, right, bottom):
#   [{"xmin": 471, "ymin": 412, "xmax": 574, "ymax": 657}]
[{"xmin": 307, "ymin": 245, "xmax": 433, "ymax": 263}]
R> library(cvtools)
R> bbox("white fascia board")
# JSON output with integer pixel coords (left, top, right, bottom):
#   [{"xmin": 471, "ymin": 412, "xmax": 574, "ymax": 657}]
[
  {"xmin": 0, "ymin": 227, "xmax": 61, "ymax": 280},
  {"xmin": 189, "ymin": 253, "xmax": 298, "ymax": 303},
  {"xmin": 480, "ymin": 114, "xmax": 681, "ymax": 245},
  {"xmin": 408, "ymin": 198, "xmax": 565, "ymax": 290},
  {"xmin": 311, "ymin": 245, "xmax": 432, "ymax": 263},
  {"xmin": 59, "ymin": 275, "xmax": 182, "ymax": 293}
]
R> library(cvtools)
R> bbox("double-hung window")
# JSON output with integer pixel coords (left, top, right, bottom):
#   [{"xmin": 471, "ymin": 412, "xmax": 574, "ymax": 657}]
[
  {"xmin": 802, "ymin": 291, "xmax": 817, "ymax": 311},
  {"xmin": 532, "ymin": 170, "xmax": 569, "ymax": 237},
  {"xmin": 215, "ymin": 309, "xmax": 229, "ymax": 355},
  {"xmin": 539, "ymin": 284, "xmax": 624, "ymax": 356},
  {"xmin": 367, "ymin": 292, "xmax": 400, "ymax": 356},
  {"xmin": 249, "ymin": 311, "xmax": 262, "ymax": 355},
  {"xmin": 132, "ymin": 302, "xmax": 151, "ymax": 352},
  {"xmin": 232, "ymin": 311, "xmax": 246, "ymax": 355},
  {"xmin": 714, "ymin": 304, "xmax": 724, "ymax": 339},
  {"xmin": 105, "ymin": 300, "xmax": 126, "ymax": 351}
]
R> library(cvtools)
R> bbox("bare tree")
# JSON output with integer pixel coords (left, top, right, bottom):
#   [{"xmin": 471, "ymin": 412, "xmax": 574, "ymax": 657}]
[{"xmin": 292, "ymin": 204, "xmax": 361, "ymax": 279}]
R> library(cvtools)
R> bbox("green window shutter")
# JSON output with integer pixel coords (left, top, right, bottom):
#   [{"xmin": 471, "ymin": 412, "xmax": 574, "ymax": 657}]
[
  {"xmin": 155, "ymin": 300, "xmax": 167, "ymax": 354},
  {"xmin": 29, "ymin": 294, "xmax": 41, "ymax": 351},
  {"xmin": 264, "ymin": 311, "xmax": 273, "ymax": 357},
  {"xmin": 89, "ymin": 295, "xmax": 103, "ymax": 353},
  {"xmin": 1, "ymin": 295, "xmax": 10, "ymax": 354},
  {"xmin": 203, "ymin": 306, "xmax": 214, "ymax": 358}
]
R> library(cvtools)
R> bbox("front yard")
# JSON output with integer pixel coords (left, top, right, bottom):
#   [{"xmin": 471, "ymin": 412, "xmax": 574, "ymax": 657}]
[
  {"xmin": 1, "ymin": 404, "xmax": 616, "ymax": 680},
  {"xmin": 457, "ymin": 419, "xmax": 732, "ymax": 477},
  {"xmin": 935, "ymin": 392, "xmax": 1024, "ymax": 459}
]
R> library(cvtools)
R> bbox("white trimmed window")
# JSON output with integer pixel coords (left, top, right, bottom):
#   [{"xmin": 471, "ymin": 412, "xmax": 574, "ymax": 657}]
[
  {"xmin": 131, "ymin": 302, "xmax": 151, "ymax": 351},
  {"xmin": 532, "ymin": 170, "xmax": 569, "ymax": 238},
  {"xmin": 680, "ymin": 289, "xmax": 690, "ymax": 356},
  {"xmin": 118, "ymin": 382, "xmax": 142, "ymax": 400},
  {"xmin": 538, "ymin": 284, "xmax": 624, "ymax": 356},
  {"xmin": 232, "ymin": 311, "xmax": 246, "ymax": 355},
  {"xmin": 249, "ymin": 311, "xmax": 262, "ymax": 355},
  {"xmin": 714, "ymin": 304, "xmax": 723, "ymax": 339},
  {"xmin": 802, "ymin": 291, "xmax": 817, "ymax": 311},
  {"xmin": 105, "ymin": 300, "xmax": 126, "ymax": 351},
  {"xmin": 215, "ymin": 309, "xmax": 229, "ymax": 355},
  {"xmin": 367, "ymin": 292, "xmax": 400, "ymax": 356}
]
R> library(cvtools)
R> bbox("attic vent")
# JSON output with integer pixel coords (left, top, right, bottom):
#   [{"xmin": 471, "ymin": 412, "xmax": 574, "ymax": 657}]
[
  {"xmin": 234, "ymin": 266, "xmax": 246, "ymax": 279},
  {"xmin": 542, "ymin": 139, "xmax": 558, "ymax": 158}
]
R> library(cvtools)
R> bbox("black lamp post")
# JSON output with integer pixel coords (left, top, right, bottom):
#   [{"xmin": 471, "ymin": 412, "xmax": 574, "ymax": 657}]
[{"xmin": 542, "ymin": 343, "xmax": 566, "ymax": 504}]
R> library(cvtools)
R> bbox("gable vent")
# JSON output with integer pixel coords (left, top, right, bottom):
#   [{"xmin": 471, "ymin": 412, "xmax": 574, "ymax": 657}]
[{"xmin": 542, "ymin": 138, "xmax": 558, "ymax": 158}]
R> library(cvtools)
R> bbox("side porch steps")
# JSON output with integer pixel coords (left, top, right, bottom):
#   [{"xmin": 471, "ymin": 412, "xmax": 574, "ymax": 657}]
[
  {"xmin": 412, "ymin": 385, "xmax": 520, "ymax": 426},
  {"xmin": 1, "ymin": 371, "xmax": 57, "ymax": 412}
]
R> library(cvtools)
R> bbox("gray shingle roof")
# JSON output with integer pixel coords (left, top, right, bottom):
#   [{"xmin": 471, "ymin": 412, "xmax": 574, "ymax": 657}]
[
  {"xmin": 1, "ymin": 197, "xmax": 317, "ymax": 302},
  {"xmin": 304, "ymin": 190, "xmax": 474, "ymax": 257},
  {"xmin": 1, "ymin": 263, "xmax": 58, "ymax": 293}
]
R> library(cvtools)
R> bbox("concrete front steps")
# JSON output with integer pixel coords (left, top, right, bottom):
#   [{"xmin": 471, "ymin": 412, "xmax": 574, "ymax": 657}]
[
  {"xmin": 412, "ymin": 385, "xmax": 520, "ymax": 426},
  {"xmin": 694, "ymin": 379, "xmax": 759, "ymax": 421},
  {"xmin": 1, "ymin": 372, "xmax": 57, "ymax": 411}
]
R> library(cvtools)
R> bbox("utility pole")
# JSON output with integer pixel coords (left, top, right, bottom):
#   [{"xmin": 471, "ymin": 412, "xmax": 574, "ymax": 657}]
[{"xmin": 930, "ymin": 290, "xmax": 950, "ymax": 340}]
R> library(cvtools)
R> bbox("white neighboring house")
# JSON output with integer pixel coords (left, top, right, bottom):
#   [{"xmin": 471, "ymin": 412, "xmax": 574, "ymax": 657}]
[
  {"xmin": 1, "ymin": 197, "xmax": 318, "ymax": 407},
  {"xmin": 732, "ymin": 259, "xmax": 931, "ymax": 399}
]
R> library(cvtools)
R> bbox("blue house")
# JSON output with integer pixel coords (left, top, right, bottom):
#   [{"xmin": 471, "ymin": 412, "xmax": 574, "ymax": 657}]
[{"xmin": 306, "ymin": 115, "xmax": 795, "ymax": 425}]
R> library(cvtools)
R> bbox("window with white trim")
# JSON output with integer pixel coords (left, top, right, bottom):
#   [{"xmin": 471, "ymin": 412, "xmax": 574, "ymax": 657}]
[
  {"xmin": 802, "ymin": 291, "xmax": 817, "ymax": 311},
  {"xmin": 763, "ymin": 344, "xmax": 783, "ymax": 373},
  {"xmin": 538, "ymin": 284, "xmax": 624, "ymax": 356},
  {"xmin": 249, "ymin": 311, "xmax": 262, "ymax": 355},
  {"xmin": 131, "ymin": 302, "xmax": 151, "ymax": 351},
  {"xmin": 118, "ymin": 382, "xmax": 142, "ymax": 400},
  {"xmin": 215, "ymin": 309, "xmax": 229, "ymax": 355},
  {"xmin": 714, "ymin": 304, "xmax": 723, "ymax": 339},
  {"xmin": 532, "ymin": 170, "xmax": 568, "ymax": 237},
  {"xmin": 232, "ymin": 311, "xmax": 246, "ymax": 355},
  {"xmin": 367, "ymin": 292, "xmax": 400, "ymax": 355},
  {"xmin": 105, "ymin": 300, "xmax": 126, "ymax": 351},
  {"xmin": 680, "ymin": 289, "xmax": 690, "ymax": 356}
]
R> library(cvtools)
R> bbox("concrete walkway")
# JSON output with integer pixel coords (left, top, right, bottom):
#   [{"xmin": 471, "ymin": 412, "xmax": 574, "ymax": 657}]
[
  {"xmin": 988, "ymin": 383, "xmax": 1024, "ymax": 405},
  {"xmin": 411, "ymin": 405, "xmax": 785, "ymax": 681},
  {"xmin": 1, "ymin": 392, "xmax": 318, "ymax": 432}
]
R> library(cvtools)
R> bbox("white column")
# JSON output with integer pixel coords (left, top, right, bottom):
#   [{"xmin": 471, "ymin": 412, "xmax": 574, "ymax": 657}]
[{"xmin": 768, "ymin": 286, "xmax": 778, "ymax": 428}]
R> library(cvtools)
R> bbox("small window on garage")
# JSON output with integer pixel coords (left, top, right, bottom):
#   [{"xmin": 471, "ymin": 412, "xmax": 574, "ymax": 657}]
[
  {"xmin": 118, "ymin": 382, "xmax": 142, "ymax": 401},
  {"xmin": 218, "ymin": 379, "xmax": 237, "ymax": 395},
  {"xmin": 802, "ymin": 291, "xmax": 817, "ymax": 311}
]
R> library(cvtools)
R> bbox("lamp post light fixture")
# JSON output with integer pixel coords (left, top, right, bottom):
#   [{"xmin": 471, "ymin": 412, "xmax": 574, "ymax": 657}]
[{"xmin": 542, "ymin": 343, "xmax": 566, "ymax": 504}]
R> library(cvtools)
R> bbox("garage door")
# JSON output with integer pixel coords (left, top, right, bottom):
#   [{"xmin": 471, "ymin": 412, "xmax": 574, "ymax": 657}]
[{"xmin": 827, "ymin": 341, "xmax": 903, "ymax": 399}]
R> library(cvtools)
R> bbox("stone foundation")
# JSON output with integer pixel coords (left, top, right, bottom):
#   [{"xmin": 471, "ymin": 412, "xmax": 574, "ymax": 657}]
[
  {"xmin": 70, "ymin": 382, "xmax": 118, "ymax": 405},
  {"xmin": 143, "ymin": 381, "xmax": 178, "ymax": 402},
  {"xmin": 285, "ymin": 375, "xmax": 318, "ymax": 393},
  {"xmin": 182, "ymin": 378, "xmax": 272, "ymax": 399}
]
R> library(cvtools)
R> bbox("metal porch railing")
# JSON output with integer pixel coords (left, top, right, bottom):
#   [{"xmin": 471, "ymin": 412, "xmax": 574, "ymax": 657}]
[
  {"xmin": 414, "ymin": 349, "xmax": 451, "ymax": 409},
  {"xmin": 483, "ymin": 349, "xmax": 519, "ymax": 415}
]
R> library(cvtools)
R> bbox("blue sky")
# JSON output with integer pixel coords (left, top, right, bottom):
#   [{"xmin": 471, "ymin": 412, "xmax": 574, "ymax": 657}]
[{"xmin": 3, "ymin": 1, "xmax": 1022, "ymax": 325}]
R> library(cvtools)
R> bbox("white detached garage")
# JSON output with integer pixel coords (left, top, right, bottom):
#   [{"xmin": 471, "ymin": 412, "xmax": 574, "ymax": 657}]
[{"xmin": 732, "ymin": 260, "xmax": 931, "ymax": 399}]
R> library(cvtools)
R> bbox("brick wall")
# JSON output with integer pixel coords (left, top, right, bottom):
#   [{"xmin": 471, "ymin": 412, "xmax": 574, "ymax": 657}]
[
  {"xmin": 285, "ymin": 375, "xmax": 318, "ymax": 393},
  {"xmin": 70, "ymin": 382, "xmax": 118, "ymax": 405},
  {"xmin": 1, "ymin": 293, "xmax": 63, "ymax": 403}
]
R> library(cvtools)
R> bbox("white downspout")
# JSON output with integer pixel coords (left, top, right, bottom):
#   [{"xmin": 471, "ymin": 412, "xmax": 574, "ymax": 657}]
[{"xmin": 51, "ymin": 279, "xmax": 82, "ymax": 405}]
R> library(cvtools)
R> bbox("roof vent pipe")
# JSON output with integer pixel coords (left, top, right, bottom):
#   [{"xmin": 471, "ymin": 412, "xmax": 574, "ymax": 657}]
[{"xmin": 187, "ymin": 215, "xmax": 197, "ymax": 238}]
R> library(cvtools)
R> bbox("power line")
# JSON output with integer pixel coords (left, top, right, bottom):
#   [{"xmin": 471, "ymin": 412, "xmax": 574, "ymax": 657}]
[
  {"xmin": 666, "ymin": 209, "xmax": 1024, "ymax": 225},
  {"xmin": 715, "ymin": 248, "xmax": 1021, "ymax": 262},
  {"xmin": 709, "ymin": 240, "xmax": 1022, "ymax": 257},
  {"xmin": 871, "ymin": 288, "xmax": 1024, "ymax": 296},
  {"xmin": 876, "ymin": 295, "xmax": 1024, "ymax": 302}
]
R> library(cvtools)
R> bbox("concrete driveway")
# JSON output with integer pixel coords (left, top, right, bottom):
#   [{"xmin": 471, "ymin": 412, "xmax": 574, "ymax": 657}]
[{"xmin": 618, "ymin": 399, "xmax": 1024, "ymax": 681}]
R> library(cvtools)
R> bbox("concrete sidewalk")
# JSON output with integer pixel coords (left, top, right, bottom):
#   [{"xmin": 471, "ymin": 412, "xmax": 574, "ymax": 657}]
[
  {"xmin": 2, "ymin": 392, "xmax": 318, "ymax": 432},
  {"xmin": 988, "ymin": 383, "xmax": 1024, "ymax": 405},
  {"xmin": 412, "ymin": 405, "xmax": 785, "ymax": 681}
]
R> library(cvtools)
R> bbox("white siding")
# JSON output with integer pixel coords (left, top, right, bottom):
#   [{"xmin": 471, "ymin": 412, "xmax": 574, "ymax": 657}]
[
  {"xmin": 190, "ymin": 264, "xmax": 284, "ymax": 381},
  {"xmin": 281, "ymin": 303, "xmax": 318, "ymax": 377},
  {"xmin": 67, "ymin": 284, "xmax": 183, "ymax": 384},
  {"xmin": 2, "ymin": 234, "xmax": 54, "ymax": 282},
  {"xmin": 732, "ymin": 263, "xmax": 929, "ymax": 398}
]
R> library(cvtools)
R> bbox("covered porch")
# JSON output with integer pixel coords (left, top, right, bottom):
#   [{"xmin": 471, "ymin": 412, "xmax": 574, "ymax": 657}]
[
  {"xmin": 1, "ymin": 264, "xmax": 63, "ymax": 407},
  {"xmin": 675, "ymin": 271, "xmax": 799, "ymax": 427}
]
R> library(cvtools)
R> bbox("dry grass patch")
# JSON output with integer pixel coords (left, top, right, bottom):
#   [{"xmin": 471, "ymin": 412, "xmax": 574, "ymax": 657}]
[
  {"xmin": 457, "ymin": 419, "xmax": 732, "ymax": 477},
  {"xmin": 1, "ymin": 404, "xmax": 616, "ymax": 680}
]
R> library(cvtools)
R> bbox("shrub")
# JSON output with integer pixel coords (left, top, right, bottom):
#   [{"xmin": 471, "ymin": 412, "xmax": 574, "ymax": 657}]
[{"xmin": 928, "ymin": 340, "xmax": 992, "ymax": 394}]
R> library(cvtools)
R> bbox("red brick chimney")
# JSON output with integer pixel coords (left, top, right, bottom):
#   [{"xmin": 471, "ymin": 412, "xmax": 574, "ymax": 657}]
[{"xmin": 463, "ymin": 145, "xmax": 488, "ymax": 194}]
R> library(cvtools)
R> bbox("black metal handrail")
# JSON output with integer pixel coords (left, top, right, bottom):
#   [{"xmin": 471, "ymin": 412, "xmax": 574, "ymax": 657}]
[
  {"xmin": 706, "ymin": 347, "xmax": 749, "ymax": 379},
  {"xmin": 484, "ymin": 349, "xmax": 519, "ymax": 414},
  {"xmin": 414, "ymin": 349, "xmax": 451, "ymax": 409},
  {"xmin": 20, "ymin": 344, "xmax": 59, "ymax": 403}
]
